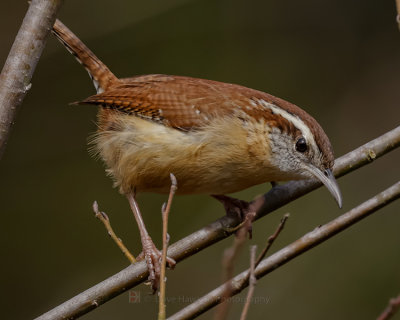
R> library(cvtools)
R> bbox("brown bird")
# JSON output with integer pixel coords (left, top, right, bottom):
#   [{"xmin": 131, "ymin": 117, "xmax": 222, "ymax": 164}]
[{"xmin": 52, "ymin": 19, "xmax": 342, "ymax": 290}]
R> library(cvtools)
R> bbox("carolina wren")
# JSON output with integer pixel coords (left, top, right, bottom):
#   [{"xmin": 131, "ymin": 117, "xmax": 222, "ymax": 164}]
[{"xmin": 52, "ymin": 19, "xmax": 342, "ymax": 289}]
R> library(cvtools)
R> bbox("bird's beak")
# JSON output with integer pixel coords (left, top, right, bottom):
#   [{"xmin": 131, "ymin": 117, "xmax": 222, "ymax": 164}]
[{"xmin": 305, "ymin": 166, "xmax": 343, "ymax": 208}]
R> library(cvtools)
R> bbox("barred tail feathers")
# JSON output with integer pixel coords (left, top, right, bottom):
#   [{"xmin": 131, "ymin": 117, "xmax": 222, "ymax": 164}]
[{"xmin": 52, "ymin": 19, "xmax": 118, "ymax": 92}]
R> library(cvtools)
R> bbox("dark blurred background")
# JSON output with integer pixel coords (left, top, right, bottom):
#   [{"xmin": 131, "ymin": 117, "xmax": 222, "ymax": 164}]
[{"xmin": 1, "ymin": 0, "xmax": 400, "ymax": 319}]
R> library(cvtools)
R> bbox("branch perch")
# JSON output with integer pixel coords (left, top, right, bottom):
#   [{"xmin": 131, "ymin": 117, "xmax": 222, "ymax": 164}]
[
  {"xmin": 168, "ymin": 181, "xmax": 400, "ymax": 320},
  {"xmin": 0, "ymin": 0, "xmax": 64, "ymax": 158},
  {"xmin": 34, "ymin": 125, "xmax": 400, "ymax": 320}
]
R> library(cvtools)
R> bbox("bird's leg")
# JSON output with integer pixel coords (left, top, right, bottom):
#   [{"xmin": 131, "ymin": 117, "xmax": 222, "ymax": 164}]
[
  {"xmin": 212, "ymin": 194, "xmax": 256, "ymax": 238},
  {"xmin": 126, "ymin": 192, "xmax": 175, "ymax": 291}
]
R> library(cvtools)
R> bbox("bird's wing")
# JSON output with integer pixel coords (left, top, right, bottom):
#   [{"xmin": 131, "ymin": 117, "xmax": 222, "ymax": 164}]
[{"xmin": 78, "ymin": 74, "xmax": 282, "ymax": 130}]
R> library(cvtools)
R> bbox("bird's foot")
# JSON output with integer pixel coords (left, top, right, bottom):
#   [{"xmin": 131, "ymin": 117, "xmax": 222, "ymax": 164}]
[
  {"xmin": 137, "ymin": 236, "xmax": 176, "ymax": 292},
  {"xmin": 212, "ymin": 195, "xmax": 256, "ymax": 239}
]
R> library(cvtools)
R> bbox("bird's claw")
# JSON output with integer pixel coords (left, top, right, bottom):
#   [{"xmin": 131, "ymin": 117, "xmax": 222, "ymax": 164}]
[
  {"xmin": 138, "ymin": 237, "xmax": 176, "ymax": 292},
  {"xmin": 212, "ymin": 195, "xmax": 256, "ymax": 239}
]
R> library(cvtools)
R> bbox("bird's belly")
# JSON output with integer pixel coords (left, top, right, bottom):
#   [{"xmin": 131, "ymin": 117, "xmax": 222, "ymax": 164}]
[{"xmin": 93, "ymin": 113, "xmax": 280, "ymax": 195}]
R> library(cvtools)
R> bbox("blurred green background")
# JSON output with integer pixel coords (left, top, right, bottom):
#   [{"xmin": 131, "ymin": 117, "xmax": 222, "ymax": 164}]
[{"xmin": 1, "ymin": 0, "xmax": 400, "ymax": 319}]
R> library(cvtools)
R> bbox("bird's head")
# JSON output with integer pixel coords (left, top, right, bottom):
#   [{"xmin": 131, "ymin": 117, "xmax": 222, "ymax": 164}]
[{"xmin": 256, "ymin": 98, "xmax": 342, "ymax": 208}]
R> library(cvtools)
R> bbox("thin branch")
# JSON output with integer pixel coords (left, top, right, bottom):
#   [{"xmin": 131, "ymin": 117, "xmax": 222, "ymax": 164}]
[
  {"xmin": 235, "ymin": 213, "xmax": 289, "ymax": 291},
  {"xmin": 34, "ymin": 125, "xmax": 400, "ymax": 320},
  {"xmin": 377, "ymin": 294, "xmax": 400, "ymax": 320},
  {"xmin": 239, "ymin": 245, "xmax": 257, "ymax": 320},
  {"xmin": 214, "ymin": 215, "xmax": 251, "ymax": 320},
  {"xmin": 0, "ymin": 0, "xmax": 64, "ymax": 159},
  {"xmin": 215, "ymin": 213, "xmax": 288, "ymax": 320},
  {"xmin": 92, "ymin": 201, "xmax": 136, "ymax": 264},
  {"xmin": 254, "ymin": 213, "xmax": 289, "ymax": 268},
  {"xmin": 158, "ymin": 174, "xmax": 178, "ymax": 320},
  {"xmin": 168, "ymin": 181, "xmax": 400, "ymax": 320}
]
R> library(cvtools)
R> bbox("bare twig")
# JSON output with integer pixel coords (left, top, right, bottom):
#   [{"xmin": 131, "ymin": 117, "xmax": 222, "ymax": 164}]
[
  {"xmin": 93, "ymin": 201, "xmax": 136, "ymax": 264},
  {"xmin": 239, "ymin": 245, "xmax": 257, "ymax": 320},
  {"xmin": 0, "ymin": 0, "xmax": 64, "ymax": 159},
  {"xmin": 254, "ymin": 214, "xmax": 289, "ymax": 268},
  {"xmin": 34, "ymin": 126, "xmax": 400, "ymax": 320},
  {"xmin": 396, "ymin": 0, "xmax": 400, "ymax": 29},
  {"xmin": 214, "ymin": 216, "xmax": 251, "ymax": 320},
  {"xmin": 236, "ymin": 213, "xmax": 289, "ymax": 290},
  {"xmin": 215, "ymin": 213, "xmax": 287, "ymax": 320},
  {"xmin": 377, "ymin": 294, "xmax": 400, "ymax": 320},
  {"xmin": 158, "ymin": 174, "xmax": 178, "ymax": 320},
  {"xmin": 237, "ymin": 214, "xmax": 288, "ymax": 319},
  {"xmin": 168, "ymin": 181, "xmax": 400, "ymax": 320}
]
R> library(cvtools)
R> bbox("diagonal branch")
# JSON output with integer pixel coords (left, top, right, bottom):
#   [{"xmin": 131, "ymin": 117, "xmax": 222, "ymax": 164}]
[
  {"xmin": 168, "ymin": 181, "xmax": 400, "ymax": 320},
  {"xmin": 377, "ymin": 294, "xmax": 400, "ymax": 320},
  {"xmin": 0, "ymin": 0, "xmax": 64, "ymax": 159},
  {"xmin": 34, "ymin": 125, "xmax": 400, "ymax": 320}
]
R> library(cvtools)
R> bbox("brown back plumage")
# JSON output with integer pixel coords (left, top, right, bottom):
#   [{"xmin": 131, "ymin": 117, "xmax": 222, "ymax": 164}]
[
  {"xmin": 81, "ymin": 75, "xmax": 332, "ymax": 162},
  {"xmin": 52, "ymin": 20, "xmax": 334, "ymax": 167},
  {"xmin": 81, "ymin": 74, "xmax": 301, "ymax": 130}
]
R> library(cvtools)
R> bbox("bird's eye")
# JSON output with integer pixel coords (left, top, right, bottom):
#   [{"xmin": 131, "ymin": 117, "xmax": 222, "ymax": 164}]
[{"xmin": 295, "ymin": 137, "xmax": 308, "ymax": 153}]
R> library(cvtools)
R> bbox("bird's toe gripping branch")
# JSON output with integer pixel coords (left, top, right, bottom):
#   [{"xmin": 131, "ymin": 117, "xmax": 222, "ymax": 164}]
[{"xmin": 212, "ymin": 194, "xmax": 256, "ymax": 239}]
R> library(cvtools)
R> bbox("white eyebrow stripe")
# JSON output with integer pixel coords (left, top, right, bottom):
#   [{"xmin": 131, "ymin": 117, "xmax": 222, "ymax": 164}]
[{"xmin": 257, "ymin": 99, "xmax": 318, "ymax": 154}]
